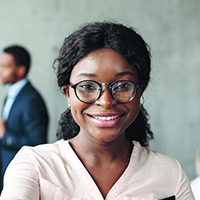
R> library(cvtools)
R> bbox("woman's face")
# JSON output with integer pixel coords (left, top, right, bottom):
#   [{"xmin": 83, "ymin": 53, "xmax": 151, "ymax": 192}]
[{"xmin": 63, "ymin": 48, "xmax": 143, "ymax": 144}]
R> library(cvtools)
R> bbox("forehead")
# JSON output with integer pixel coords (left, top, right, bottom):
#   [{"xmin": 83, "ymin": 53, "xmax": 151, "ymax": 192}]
[
  {"xmin": 0, "ymin": 52, "xmax": 16, "ymax": 65},
  {"xmin": 70, "ymin": 48, "xmax": 138, "ymax": 81}
]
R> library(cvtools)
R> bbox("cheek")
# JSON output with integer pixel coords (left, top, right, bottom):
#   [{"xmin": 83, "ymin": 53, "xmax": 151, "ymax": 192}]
[
  {"xmin": 9, "ymin": 69, "xmax": 17, "ymax": 79},
  {"xmin": 70, "ymin": 104, "xmax": 82, "ymax": 127},
  {"xmin": 68, "ymin": 89, "xmax": 74, "ymax": 102},
  {"xmin": 67, "ymin": 88, "xmax": 79, "ymax": 106},
  {"xmin": 5, "ymin": 71, "xmax": 13, "ymax": 80},
  {"xmin": 69, "ymin": 94, "xmax": 88, "ymax": 126}
]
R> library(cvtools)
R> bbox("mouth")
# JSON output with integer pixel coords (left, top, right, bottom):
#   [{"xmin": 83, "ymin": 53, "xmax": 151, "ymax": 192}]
[
  {"xmin": 88, "ymin": 113, "xmax": 125, "ymax": 127},
  {"xmin": 92, "ymin": 115, "xmax": 121, "ymax": 121},
  {"xmin": 88, "ymin": 113, "xmax": 125, "ymax": 121},
  {"xmin": 87, "ymin": 113, "xmax": 125, "ymax": 127}
]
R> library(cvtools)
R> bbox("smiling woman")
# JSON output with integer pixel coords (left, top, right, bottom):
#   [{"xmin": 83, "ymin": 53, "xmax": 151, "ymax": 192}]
[
  {"xmin": 0, "ymin": 22, "xmax": 194, "ymax": 200},
  {"xmin": 56, "ymin": 22, "xmax": 153, "ymax": 147},
  {"xmin": 61, "ymin": 48, "xmax": 143, "ymax": 144}
]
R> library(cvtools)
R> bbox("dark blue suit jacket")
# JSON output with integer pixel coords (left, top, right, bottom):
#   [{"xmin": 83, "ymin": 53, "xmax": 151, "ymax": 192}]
[{"xmin": 0, "ymin": 81, "xmax": 49, "ymax": 175}]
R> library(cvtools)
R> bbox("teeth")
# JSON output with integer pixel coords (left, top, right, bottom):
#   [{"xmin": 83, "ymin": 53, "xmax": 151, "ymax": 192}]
[{"xmin": 93, "ymin": 115, "xmax": 120, "ymax": 121}]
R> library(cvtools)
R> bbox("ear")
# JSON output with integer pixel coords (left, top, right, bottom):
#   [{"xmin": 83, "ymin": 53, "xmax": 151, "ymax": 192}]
[
  {"xmin": 62, "ymin": 86, "xmax": 71, "ymax": 106},
  {"xmin": 62, "ymin": 85, "xmax": 70, "ymax": 99},
  {"xmin": 17, "ymin": 65, "xmax": 26, "ymax": 77}
]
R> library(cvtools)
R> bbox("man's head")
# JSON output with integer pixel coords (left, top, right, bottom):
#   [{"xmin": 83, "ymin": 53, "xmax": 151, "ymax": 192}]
[{"xmin": 0, "ymin": 45, "xmax": 31, "ymax": 85}]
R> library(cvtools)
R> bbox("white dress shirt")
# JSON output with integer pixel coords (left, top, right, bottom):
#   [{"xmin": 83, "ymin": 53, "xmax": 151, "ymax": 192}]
[{"xmin": 2, "ymin": 78, "xmax": 28, "ymax": 121}]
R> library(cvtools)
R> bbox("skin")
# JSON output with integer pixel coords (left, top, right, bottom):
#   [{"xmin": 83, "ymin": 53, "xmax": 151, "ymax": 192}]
[
  {"xmin": 0, "ymin": 52, "xmax": 26, "ymax": 139},
  {"xmin": 62, "ymin": 48, "xmax": 143, "ymax": 198},
  {"xmin": 0, "ymin": 118, "xmax": 6, "ymax": 139}
]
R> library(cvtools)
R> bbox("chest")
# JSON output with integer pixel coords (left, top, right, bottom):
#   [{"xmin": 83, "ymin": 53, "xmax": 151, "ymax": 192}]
[{"xmin": 85, "ymin": 162, "xmax": 129, "ymax": 199}]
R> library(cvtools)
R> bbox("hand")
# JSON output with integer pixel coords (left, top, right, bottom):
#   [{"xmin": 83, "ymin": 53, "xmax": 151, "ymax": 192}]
[{"xmin": 0, "ymin": 118, "xmax": 6, "ymax": 139}]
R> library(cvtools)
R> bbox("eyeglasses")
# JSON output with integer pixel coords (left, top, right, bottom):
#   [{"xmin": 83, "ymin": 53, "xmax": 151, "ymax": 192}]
[{"xmin": 69, "ymin": 80, "xmax": 142, "ymax": 104}]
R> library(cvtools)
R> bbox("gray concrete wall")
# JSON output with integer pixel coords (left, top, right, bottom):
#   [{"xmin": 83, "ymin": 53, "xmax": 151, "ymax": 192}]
[{"xmin": 0, "ymin": 0, "xmax": 199, "ymax": 181}]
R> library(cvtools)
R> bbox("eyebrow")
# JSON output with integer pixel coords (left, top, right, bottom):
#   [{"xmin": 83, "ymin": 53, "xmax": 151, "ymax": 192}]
[
  {"xmin": 77, "ymin": 73, "xmax": 97, "ymax": 77},
  {"xmin": 115, "ymin": 71, "xmax": 135, "ymax": 77},
  {"xmin": 77, "ymin": 71, "xmax": 135, "ymax": 77}
]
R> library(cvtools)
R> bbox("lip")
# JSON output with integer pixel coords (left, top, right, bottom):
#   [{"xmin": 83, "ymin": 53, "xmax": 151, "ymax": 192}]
[{"xmin": 87, "ymin": 113, "xmax": 125, "ymax": 127}]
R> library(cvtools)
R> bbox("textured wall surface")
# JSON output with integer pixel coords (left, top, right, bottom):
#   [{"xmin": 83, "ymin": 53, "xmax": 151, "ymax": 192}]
[{"xmin": 0, "ymin": 0, "xmax": 199, "ymax": 181}]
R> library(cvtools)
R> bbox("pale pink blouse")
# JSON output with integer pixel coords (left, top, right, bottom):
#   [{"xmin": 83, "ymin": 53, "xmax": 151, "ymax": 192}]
[{"xmin": 0, "ymin": 140, "xmax": 194, "ymax": 200}]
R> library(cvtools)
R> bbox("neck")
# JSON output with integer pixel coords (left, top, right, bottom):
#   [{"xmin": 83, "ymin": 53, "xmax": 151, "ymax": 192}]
[
  {"xmin": 10, "ymin": 77, "xmax": 26, "ymax": 85},
  {"xmin": 69, "ymin": 133, "xmax": 133, "ymax": 165}
]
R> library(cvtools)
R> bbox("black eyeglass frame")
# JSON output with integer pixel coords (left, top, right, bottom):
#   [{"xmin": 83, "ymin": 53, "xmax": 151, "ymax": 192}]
[{"xmin": 69, "ymin": 80, "xmax": 142, "ymax": 104}]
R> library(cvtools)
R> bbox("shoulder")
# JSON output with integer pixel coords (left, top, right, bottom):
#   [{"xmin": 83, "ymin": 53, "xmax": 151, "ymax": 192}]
[
  {"xmin": 132, "ymin": 141, "xmax": 186, "ymax": 188},
  {"xmin": 19, "ymin": 82, "xmax": 42, "ymax": 98},
  {"xmin": 20, "ymin": 139, "xmax": 67, "ymax": 156},
  {"xmin": 7, "ymin": 140, "xmax": 68, "ymax": 170},
  {"xmin": 132, "ymin": 141, "xmax": 180, "ymax": 170},
  {"xmin": 131, "ymin": 141, "xmax": 193, "ymax": 198},
  {"xmin": 17, "ymin": 82, "xmax": 46, "ymax": 106}
]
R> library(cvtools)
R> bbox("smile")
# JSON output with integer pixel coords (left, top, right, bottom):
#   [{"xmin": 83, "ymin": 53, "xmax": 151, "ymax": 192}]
[{"xmin": 92, "ymin": 115, "xmax": 121, "ymax": 121}]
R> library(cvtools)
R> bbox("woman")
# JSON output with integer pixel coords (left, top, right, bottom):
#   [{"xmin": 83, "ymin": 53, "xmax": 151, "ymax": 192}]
[{"xmin": 0, "ymin": 22, "xmax": 194, "ymax": 200}]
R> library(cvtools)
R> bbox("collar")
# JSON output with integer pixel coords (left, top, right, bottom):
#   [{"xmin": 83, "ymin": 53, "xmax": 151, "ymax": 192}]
[{"xmin": 7, "ymin": 78, "xmax": 28, "ymax": 98}]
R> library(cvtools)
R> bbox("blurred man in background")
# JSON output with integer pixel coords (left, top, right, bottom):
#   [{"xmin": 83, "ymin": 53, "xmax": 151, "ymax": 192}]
[{"xmin": 0, "ymin": 45, "xmax": 49, "ymax": 190}]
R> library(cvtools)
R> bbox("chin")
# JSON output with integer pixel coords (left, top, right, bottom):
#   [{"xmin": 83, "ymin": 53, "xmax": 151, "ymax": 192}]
[{"xmin": 92, "ymin": 132, "xmax": 124, "ymax": 143}]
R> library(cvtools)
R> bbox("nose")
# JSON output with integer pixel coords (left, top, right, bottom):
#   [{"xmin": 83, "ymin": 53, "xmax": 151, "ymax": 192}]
[{"xmin": 95, "ymin": 86, "xmax": 117, "ymax": 108}]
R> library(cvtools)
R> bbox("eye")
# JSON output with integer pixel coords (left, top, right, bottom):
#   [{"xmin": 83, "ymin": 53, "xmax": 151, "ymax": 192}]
[
  {"xmin": 77, "ymin": 81, "xmax": 98, "ymax": 93},
  {"xmin": 113, "ymin": 81, "xmax": 134, "ymax": 92}
]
